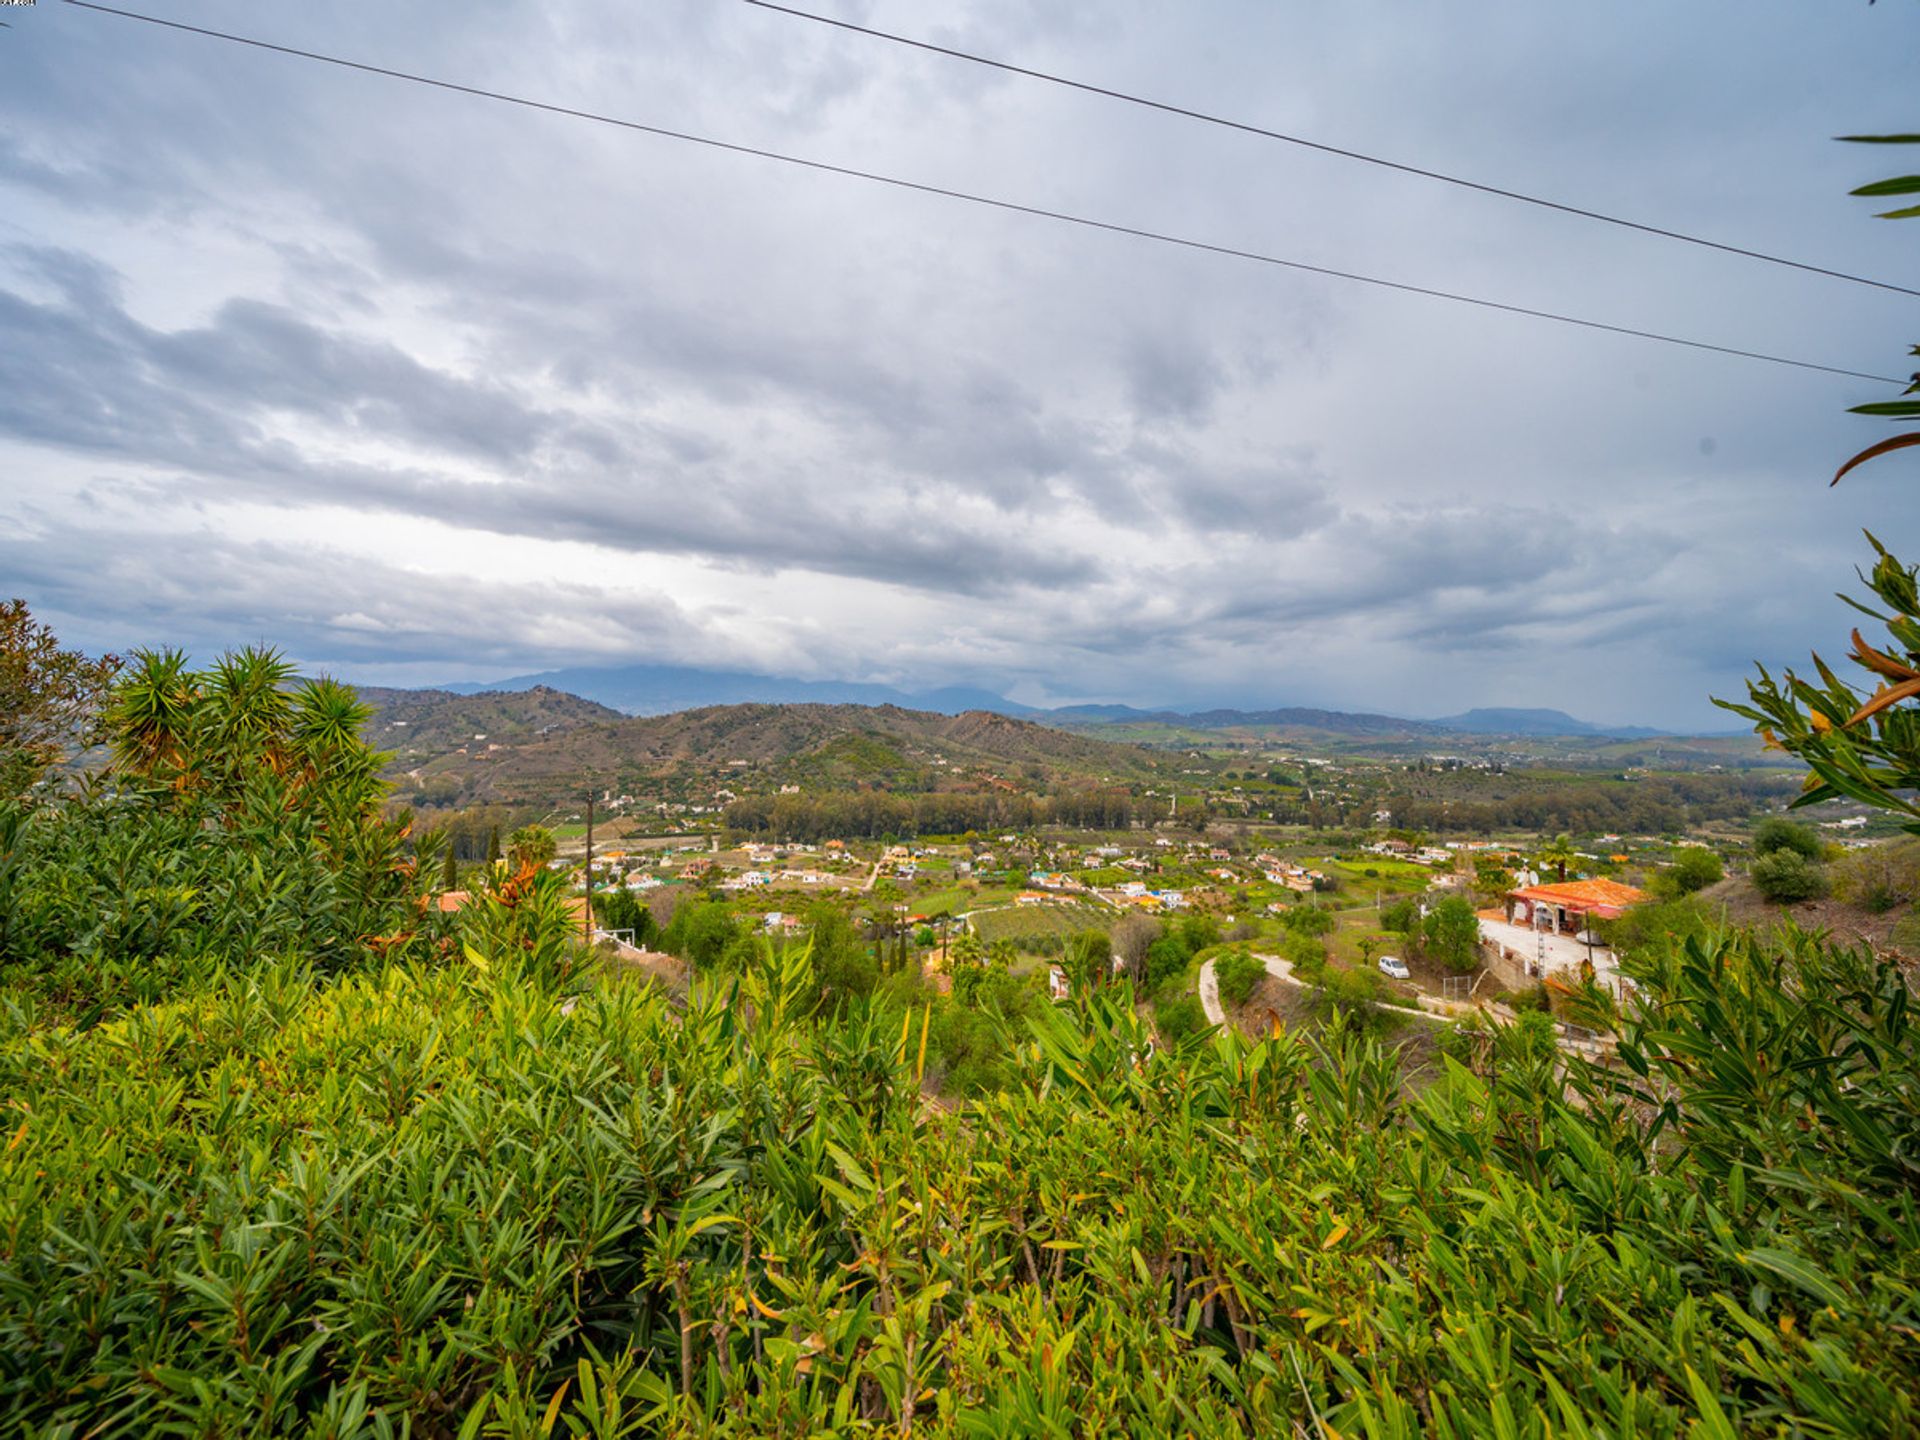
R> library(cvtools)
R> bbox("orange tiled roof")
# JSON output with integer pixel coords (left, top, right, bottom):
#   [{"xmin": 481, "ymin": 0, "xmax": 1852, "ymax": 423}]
[{"xmin": 1511, "ymin": 878, "xmax": 1645, "ymax": 910}]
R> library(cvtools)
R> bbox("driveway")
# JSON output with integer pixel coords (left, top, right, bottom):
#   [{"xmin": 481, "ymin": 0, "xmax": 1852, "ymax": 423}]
[
  {"xmin": 1477, "ymin": 915, "xmax": 1627, "ymax": 997},
  {"xmin": 1196, "ymin": 952, "xmax": 1453, "ymax": 1028},
  {"xmin": 1197, "ymin": 952, "xmax": 1299, "ymax": 1025}
]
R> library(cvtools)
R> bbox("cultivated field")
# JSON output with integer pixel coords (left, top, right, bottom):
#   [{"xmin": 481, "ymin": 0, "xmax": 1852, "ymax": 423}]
[{"xmin": 967, "ymin": 901, "xmax": 1112, "ymax": 944}]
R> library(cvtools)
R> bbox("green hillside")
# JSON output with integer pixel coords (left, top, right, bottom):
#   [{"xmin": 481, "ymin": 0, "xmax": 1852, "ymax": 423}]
[{"xmin": 368, "ymin": 694, "xmax": 1191, "ymax": 807}]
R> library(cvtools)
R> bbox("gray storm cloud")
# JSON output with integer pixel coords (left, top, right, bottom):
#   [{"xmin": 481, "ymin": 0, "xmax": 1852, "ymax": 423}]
[{"xmin": 1, "ymin": 0, "xmax": 1915, "ymax": 726}]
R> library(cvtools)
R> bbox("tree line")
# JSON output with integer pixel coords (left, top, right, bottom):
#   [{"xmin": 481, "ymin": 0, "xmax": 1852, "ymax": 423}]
[
  {"xmin": 722, "ymin": 785, "xmax": 1141, "ymax": 840},
  {"xmin": 1368, "ymin": 771, "xmax": 1797, "ymax": 837}
]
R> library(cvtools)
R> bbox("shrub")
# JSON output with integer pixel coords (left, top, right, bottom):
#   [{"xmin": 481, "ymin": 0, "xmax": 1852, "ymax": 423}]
[
  {"xmin": 1154, "ymin": 993, "xmax": 1209, "ymax": 1044},
  {"xmin": 592, "ymin": 885, "xmax": 655, "ymax": 944},
  {"xmin": 1176, "ymin": 913, "xmax": 1221, "ymax": 953},
  {"xmin": 0, "ymin": 649, "xmax": 445, "ymax": 1021},
  {"xmin": 928, "ymin": 1003, "xmax": 1014, "ymax": 1095},
  {"xmin": 1600, "ymin": 895, "xmax": 1711, "ymax": 963},
  {"xmin": 1507, "ymin": 1006, "xmax": 1560, "ymax": 1061},
  {"xmin": 2, "ymin": 894, "xmax": 1917, "ymax": 1432},
  {"xmin": 1833, "ymin": 840, "xmax": 1920, "ymax": 913},
  {"xmin": 1512, "ymin": 980, "xmax": 1554, "ymax": 1013},
  {"xmin": 1667, "ymin": 846, "xmax": 1724, "ymax": 894},
  {"xmin": 1144, "ymin": 934, "xmax": 1191, "ymax": 992},
  {"xmin": 1379, "ymin": 897, "xmax": 1420, "ymax": 935},
  {"xmin": 660, "ymin": 899, "xmax": 741, "ymax": 969},
  {"xmin": 1284, "ymin": 935, "xmax": 1327, "ymax": 982},
  {"xmin": 1755, "ymin": 817, "xmax": 1822, "ymax": 860},
  {"xmin": 1282, "ymin": 952, "xmax": 1328, "ymax": 990},
  {"xmin": 1313, "ymin": 964, "xmax": 1382, "ymax": 1027},
  {"xmin": 1421, "ymin": 895, "xmax": 1482, "ymax": 973},
  {"xmin": 1214, "ymin": 950, "xmax": 1267, "ymax": 1008},
  {"xmin": 1277, "ymin": 905, "xmax": 1334, "ymax": 938},
  {"xmin": 1751, "ymin": 849, "xmax": 1831, "ymax": 903}
]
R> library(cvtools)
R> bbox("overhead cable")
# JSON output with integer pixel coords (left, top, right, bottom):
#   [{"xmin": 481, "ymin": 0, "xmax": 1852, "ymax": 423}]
[
  {"xmin": 745, "ymin": 0, "xmax": 1920, "ymax": 301},
  {"xmin": 64, "ymin": 0, "xmax": 1907, "ymax": 385}
]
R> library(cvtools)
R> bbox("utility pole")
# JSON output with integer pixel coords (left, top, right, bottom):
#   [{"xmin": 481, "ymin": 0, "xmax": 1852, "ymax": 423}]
[{"xmin": 583, "ymin": 793, "xmax": 595, "ymax": 940}]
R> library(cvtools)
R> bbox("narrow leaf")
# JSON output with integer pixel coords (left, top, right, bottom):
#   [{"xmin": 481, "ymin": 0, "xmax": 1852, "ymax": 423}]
[
  {"xmin": 1743, "ymin": 1247, "xmax": 1849, "ymax": 1309},
  {"xmin": 1845, "ymin": 676, "xmax": 1920, "ymax": 727},
  {"xmin": 1849, "ymin": 175, "xmax": 1920, "ymax": 198},
  {"xmin": 1685, "ymin": 1366, "xmax": 1739, "ymax": 1440},
  {"xmin": 1833, "ymin": 431, "xmax": 1920, "ymax": 485}
]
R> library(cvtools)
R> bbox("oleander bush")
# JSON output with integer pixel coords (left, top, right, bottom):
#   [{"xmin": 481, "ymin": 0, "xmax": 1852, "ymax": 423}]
[{"xmin": 2, "ymin": 920, "xmax": 1915, "ymax": 1436}]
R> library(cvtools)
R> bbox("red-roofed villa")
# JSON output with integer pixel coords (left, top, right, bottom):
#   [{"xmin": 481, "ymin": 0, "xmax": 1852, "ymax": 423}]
[{"xmin": 1505, "ymin": 878, "xmax": 1645, "ymax": 935}]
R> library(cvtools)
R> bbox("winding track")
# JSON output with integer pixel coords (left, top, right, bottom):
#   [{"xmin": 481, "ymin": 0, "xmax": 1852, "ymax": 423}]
[{"xmin": 1196, "ymin": 952, "xmax": 1456, "ymax": 1028}]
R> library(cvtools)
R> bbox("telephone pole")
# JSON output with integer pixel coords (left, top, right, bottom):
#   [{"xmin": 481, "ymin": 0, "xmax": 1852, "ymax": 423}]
[{"xmin": 583, "ymin": 793, "xmax": 595, "ymax": 940}]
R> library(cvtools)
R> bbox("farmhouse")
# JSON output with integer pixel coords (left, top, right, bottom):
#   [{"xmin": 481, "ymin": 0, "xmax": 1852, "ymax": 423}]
[{"xmin": 1504, "ymin": 878, "xmax": 1646, "ymax": 936}]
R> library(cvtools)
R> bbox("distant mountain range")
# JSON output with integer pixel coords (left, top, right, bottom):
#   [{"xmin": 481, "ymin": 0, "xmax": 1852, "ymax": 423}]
[
  {"xmin": 438, "ymin": 663, "xmax": 1032, "ymax": 718},
  {"xmin": 432, "ymin": 663, "xmax": 1691, "ymax": 740},
  {"xmin": 1041, "ymin": 703, "xmax": 1669, "ymax": 740},
  {"xmin": 1429, "ymin": 708, "xmax": 1667, "ymax": 739}
]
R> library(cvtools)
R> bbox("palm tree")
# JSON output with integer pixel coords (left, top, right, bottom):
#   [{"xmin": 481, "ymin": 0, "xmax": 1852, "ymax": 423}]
[
  {"xmin": 509, "ymin": 823, "xmax": 559, "ymax": 869},
  {"xmin": 950, "ymin": 931, "xmax": 985, "ymax": 972},
  {"xmin": 1538, "ymin": 834, "xmax": 1577, "ymax": 883}
]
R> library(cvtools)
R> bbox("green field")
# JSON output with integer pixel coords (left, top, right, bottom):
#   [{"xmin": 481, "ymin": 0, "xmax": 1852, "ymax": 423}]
[
  {"xmin": 968, "ymin": 901, "xmax": 1112, "ymax": 944},
  {"xmin": 1327, "ymin": 856, "xmax": 1432, "ymax": 881}
]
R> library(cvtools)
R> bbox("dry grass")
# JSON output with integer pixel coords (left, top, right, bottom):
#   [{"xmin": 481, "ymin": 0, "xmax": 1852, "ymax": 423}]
[{"xmin": 1695, "ymin": 874, "xmax": 1920, "ymax": 956}]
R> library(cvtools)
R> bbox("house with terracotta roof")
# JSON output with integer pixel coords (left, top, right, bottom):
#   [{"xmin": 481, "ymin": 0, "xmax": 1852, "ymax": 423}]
[
  {"xmin": 442, "ymin": 889, "xmax": 593, "ymax": 936},
  {"xmin": 1504, "ymin": 878, "xmax": 1645, "ymax": 935}
]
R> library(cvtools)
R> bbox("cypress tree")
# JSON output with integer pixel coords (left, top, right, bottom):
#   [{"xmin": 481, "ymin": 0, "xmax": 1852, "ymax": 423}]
[
  {"xmin": 441, "ymin": 845, "xmax": 457, "ymax": 891},
  {"xmin": 486, "ymin": 827, "xmax": 500, "ymax": 864}
]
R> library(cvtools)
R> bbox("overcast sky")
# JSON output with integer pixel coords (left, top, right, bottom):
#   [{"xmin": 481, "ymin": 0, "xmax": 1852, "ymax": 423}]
[{"xmin": 3, "ymin": 1, "xmax": 1917, "ymax": 727}]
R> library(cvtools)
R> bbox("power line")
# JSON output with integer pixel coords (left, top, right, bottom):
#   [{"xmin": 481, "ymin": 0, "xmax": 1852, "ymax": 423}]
[
  {"xmin": 744, "ymin": 0, "xmax": 1920, "ymax": 302},
  {"xmin": 63, "ymin": 0, "xmax": 1905, "ymax": 386}
]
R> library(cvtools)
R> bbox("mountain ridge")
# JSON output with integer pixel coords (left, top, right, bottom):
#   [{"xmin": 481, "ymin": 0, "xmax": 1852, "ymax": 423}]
[
  {"xmin": 434, "ymin": 662, "xmax": 1033, "ymax": 718},
  {"xmin": 358, "ymin": 689, "xmax": 1176, "ymax": 808},
  {"xmin": 414, "ymin": 664, "xmax": 1713, "ymax": 740}
]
